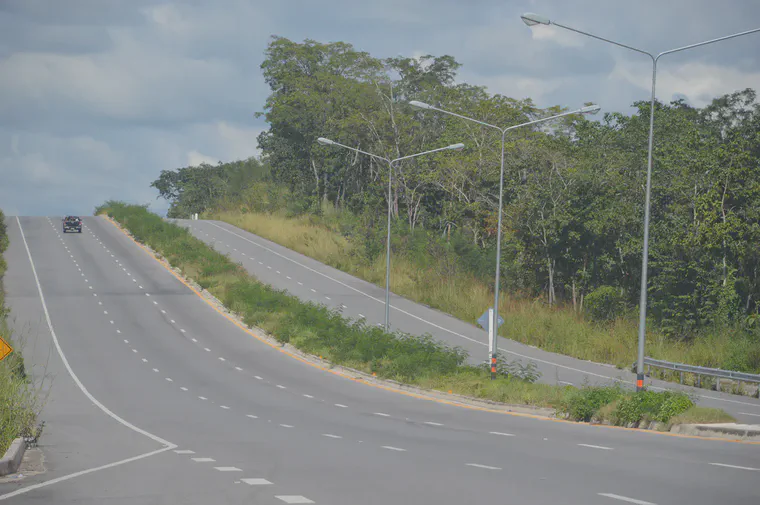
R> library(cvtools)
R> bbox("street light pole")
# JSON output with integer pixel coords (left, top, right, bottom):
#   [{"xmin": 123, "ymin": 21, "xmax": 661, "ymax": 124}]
[
  {"xmin": 409, "ymin": 101, "xmax": 600, "ymax": 379},
  {"xmin": 522, "ymin": 12, "xmax": 760, "ymax": 391},
  {"xmin": 316, "ymin": 137, "xmax": 465, "ymax": 332}
]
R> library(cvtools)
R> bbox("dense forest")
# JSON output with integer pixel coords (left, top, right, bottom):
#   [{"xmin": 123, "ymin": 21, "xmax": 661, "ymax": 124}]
[{"xmin": 152, "ymin": 36, "xmax": 760, "ymax": 348}]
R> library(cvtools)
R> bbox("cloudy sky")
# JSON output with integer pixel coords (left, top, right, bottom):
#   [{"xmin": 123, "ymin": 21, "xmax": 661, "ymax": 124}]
[{"xmin": 2, "ymin": 0, "xmax": 760, "ymax": 216}]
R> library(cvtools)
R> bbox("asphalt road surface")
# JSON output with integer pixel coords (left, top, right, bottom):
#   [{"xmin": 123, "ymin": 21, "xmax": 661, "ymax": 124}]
[
  {"xmin": 1, "ymin": 215, "xmax": 758, "ymax": 504},
  {"xmin": 174, "ymin": 218, "xmax": 760, "ymax": 424}
]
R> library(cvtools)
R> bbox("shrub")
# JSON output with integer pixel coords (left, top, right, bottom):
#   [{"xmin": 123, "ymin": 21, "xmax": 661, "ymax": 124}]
[
  {"xmin": 560, "ymin": 384, "xmax": 624, "ymax": 422},
  {"xmin": 585, "ymin": 285, "xmax": 626, "ymax": 322}
]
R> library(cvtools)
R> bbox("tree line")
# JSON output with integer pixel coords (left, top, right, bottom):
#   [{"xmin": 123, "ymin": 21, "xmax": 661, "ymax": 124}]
[{"xmin": 152, "ymin": 36, "xmax": 760, "ymax": 338}]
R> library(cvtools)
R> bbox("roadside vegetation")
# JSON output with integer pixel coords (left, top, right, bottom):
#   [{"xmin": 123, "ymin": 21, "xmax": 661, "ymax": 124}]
[
  {"xmin": 97, "ymin": 202, "xmax": 733, "ymax": 428},
  {"xmin": 0, "ymin": 210, "xmax": 40, "ymax": 455},
  {"xmin": 148, "ymin": 37, "xmax": 760, "ymax": 384}
]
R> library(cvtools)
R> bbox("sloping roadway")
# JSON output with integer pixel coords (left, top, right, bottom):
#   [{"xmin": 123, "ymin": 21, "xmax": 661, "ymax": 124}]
[
  {"xmin": 174, "ymin": 219, "xmax": 760, "ymax": 424},
  {"xmin": 1, "ymin": 215, "xmax": 758, "ymax": 505}
]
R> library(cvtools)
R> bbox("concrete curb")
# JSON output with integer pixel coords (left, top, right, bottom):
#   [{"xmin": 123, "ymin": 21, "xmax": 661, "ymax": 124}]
[
  {"xmin": 0, "ymin": 438, "xmax": 26, "ymax": 476},
  {"xmin": 670, "ymin": 423, "xmax": 760, "ymax": 441}
]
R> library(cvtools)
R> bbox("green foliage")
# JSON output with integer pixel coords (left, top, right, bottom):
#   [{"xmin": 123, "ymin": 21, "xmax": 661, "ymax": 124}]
[
  {"xmin": 612, "ymin": 390, "xmax": 694, "ymax": 425},
  {"xmin": 559, "ymin": 384, "xmax": 624, "ymax": 422},
  {"xmin": 585, "ymin": 285, "xmax": 626, "ymax": 322},
  {"xmin": 0, "ymin": 208, "xmax": 40, "ymax": 454},
  {"xmin": 148, "ymin": 37, "xmax": 760, "ymax": 371}
]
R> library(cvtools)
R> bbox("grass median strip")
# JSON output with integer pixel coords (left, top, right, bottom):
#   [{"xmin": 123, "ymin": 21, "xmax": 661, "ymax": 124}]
[{"xmin": 96, "ymin": 202, "xmax": 736, "ymax": 429}]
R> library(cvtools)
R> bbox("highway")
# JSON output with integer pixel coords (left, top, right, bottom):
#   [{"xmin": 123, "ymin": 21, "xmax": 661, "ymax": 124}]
[
  {"xmin": 1, "ymin": 215, "xmax": 758, "ymax": 504},
  {"xmin": 175, "ymin": 219, "xmax": 760, "ymax": 424}
]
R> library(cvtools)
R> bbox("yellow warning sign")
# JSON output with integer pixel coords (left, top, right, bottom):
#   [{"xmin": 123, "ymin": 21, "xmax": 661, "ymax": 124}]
[{"xmin": 0, "ymin": 335, "xmax": 12, "ymax": 361}]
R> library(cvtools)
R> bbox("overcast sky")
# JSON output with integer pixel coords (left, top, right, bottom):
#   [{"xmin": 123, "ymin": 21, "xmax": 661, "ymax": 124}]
[{"xmin": 2, "ymin": 0, "xmax": 760, "ymax": 216}]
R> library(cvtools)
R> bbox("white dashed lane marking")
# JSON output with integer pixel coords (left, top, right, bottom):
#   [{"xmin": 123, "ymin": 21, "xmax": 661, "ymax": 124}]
[
  {"xmin": 241, "ymin": 478, "xmax": 272, "ymax": 486},
  {"xmin": 466, "ymin": 463, "xmax": 501, "ymax": 470},
  {"xmin": 382, "ymin": 446, "xmax": 406, "ymax": 452},
  {"xmin": 598, "ymin": 493, "xmax": 657, "ymax": 505},
  {"xmin": 424, "ymin": 421, "xmax": 443, "ymax": 426},
  {"xmin": 334, "ymin": 404, "xmax": 348, "ymax": 408},
  {"xmin": 174, "ymin": 449, "xmax": 195, "ymax": 454},
  {"xmin": 322, "ymin": 434, "xmax": 342, "ymax": 439},
  {"xmin": 214, "ymin": 467, "xmax": 242, "ymax": 472},
  {"xmin": 275, "ymin": 496, "xmax": 314, "ymax": 504},
  {"xmin": 246, "ymin": 414, "xmax": 258, "ymax": 419},
  {"xmin": 191, "ymin": 457, "xmax": 216, "ymax": 463},
  {"xmin": 709, "ymin": 462, "xmax": 760, "ymax": 471},
  {"xmin": 220, "ymin": 405, "xmax": 230, "ymax": 410},
  {"xmin": 490, "ymin": 432, "xmax": 515, "ymax": 437},
  {"xmin": 374, "ymin": 412, "xmax": 390, "ymax": 417},
  {"xmin": 578, "ymin": 444, "xmax": 613, "ymax": 451}
]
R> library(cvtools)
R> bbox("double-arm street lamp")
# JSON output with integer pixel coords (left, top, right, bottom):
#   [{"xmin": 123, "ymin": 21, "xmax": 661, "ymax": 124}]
[
  {"xmin": 522, "ymin": 12, "xmax": 760, "ymax": 391},
  {"xmin": 409, "ymin": 101, "xmax": 600, "ymax": 378},
  {"xmin": 317, "ymin": 137, "xmax": 465, "ymax": 332}
]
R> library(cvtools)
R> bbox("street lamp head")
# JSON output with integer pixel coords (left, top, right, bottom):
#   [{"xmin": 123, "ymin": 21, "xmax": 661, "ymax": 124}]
[
  {"xmin": 317, "ymin": 137, "xmax": 335, "ymax": 146},
  {"xmin": 521, "ymin": 12, "xmax": 551, "ymax": 26},
  {"xmin": 409, "ymin": 100, "xmax": 434, "ymax": 110},
  {"xmin": 580, "ymin": 104, "xmax": 601, "ymax": 115},
  {"xmin": 447, "ymin": 143, "xmax": 465, "ymax": 151}
]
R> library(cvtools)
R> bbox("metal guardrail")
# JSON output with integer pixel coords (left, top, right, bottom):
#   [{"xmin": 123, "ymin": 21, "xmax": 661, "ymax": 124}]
[{"xmin": 642, "ymin": 356, "xmax": 760, "ymax": 397}]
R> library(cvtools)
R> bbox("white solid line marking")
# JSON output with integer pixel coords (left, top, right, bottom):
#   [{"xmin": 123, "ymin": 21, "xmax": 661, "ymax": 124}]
[
  {"xmin": 246, "ymin": 414, "xmax": 258, "ymax": 419},
  {"xmin": 738, "ymin": 412, "xmax": 760, "ymax": 417},
  {"xmin": 166, "ymin": 378, "xmax": 173, "ymax": 382},
  {"xmin": 709, "ymin": 462, "xmax": 760, "ymax": 471},
  {"xmin": 490, "ymin": 431, "xmax": 515, "ymax": 437},
  {"xmin": 466, "ymin": 463, "xmax": 501, "ymax": 470},
  {"xmin": 180, "ymin": 387, "xmax": 188, "ymax": 391},
  {"xmin": 322, "ymin": 434, "xmax": 342, "ymax": 439},
  {"xmin": 280, "ymin": 424, "xmax": 294, "ymax": 428},
  {"xmin": 220, "ymin": 405, "xmax": 230, "ymax": 409},
  {"xmin": 214, "ymin": 467, "xmax": 242, "ymax": 472},
  {"xmin": 303, "ymin": 394, "xmax": 314, "ymax": 398},
  {"xmin": 275, "ymin": 496, "xmax": 314, "ymax": 504},
  {"xmin": 191, "ymin": 458, "xmax": 215, "ymax": 463},
  {"xmin": 276, "ymin": 384, "xmax": 286, "ymax": 389},
  {"xmin": 424, "ymin": 421, "xmax": 443, "ymax": 426},
  {"xmin": 598, "ymin": 493, "xmax": 656, "ymax": 505},
  {"xmin": 382, "ymin": 446, "xmax": 406, "ymax": 452},
  {"xmin": 174, "ymin": 449, "xmax": 195, "ymax": 454},
  {"xmin": 199, "ymin": 396, "xmax": 207, "ymax": 400},
  {"xmin": 241, "ymin": 478, "xmax": 272, "ymax": 486},
  {"xmin": 335, "ymin": 403, "xmax": 348, "ymax": 408},
  {"xmin": 235, "ymin": 366, "xmax": 243, "ymax": 371},
  {"xmin": 578, "ymin": 444, "xmax": 613, "ymax": 450},
  {"xmin": 374, "ymin": 412, "xmax": 390, "ymax": 417}
]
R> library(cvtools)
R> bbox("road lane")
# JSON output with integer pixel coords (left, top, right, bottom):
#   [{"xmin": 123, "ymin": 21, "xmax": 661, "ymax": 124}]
[
  {"xmin": 175, "ymin": 218, "xmax": 760, "ymax": 422},
  {"xmin": 2, "ymin": 216, "xmax": 758, "ymax": 505}
]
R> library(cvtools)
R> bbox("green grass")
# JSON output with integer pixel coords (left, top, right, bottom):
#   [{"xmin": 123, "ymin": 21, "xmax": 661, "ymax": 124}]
[
  {"xmin": 100, "ymin": 202, "xmax": 735, "ymax": 427},
  {"xmin": 209, "ymin": 209, "xmax": 760, "ymax": 378},
  {"xmin": 0, "ymin": 209, "xmax": 40, "ymax": 455},
  {"xmin": 670, "ymin": 406, "xmax": 737, "ymax": 425}
]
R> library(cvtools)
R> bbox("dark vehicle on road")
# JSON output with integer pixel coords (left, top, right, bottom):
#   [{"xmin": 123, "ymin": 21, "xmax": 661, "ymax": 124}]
[{"xmin": 63, "ymin": 216, "xmax": 82, "ymax": 233}]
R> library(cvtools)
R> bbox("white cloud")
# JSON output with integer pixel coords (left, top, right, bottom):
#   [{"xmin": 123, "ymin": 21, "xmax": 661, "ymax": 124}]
[
  {"xmin": 187, "ymin": 150, "xmax": 218, "ymax": 167},
  {"xmin": 610, "ymin": 59, "xmax": 760, "ymax": 107},
  {"xmin": 528, "ymin": 25, "xmax": 585, "ymax": 48}
]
